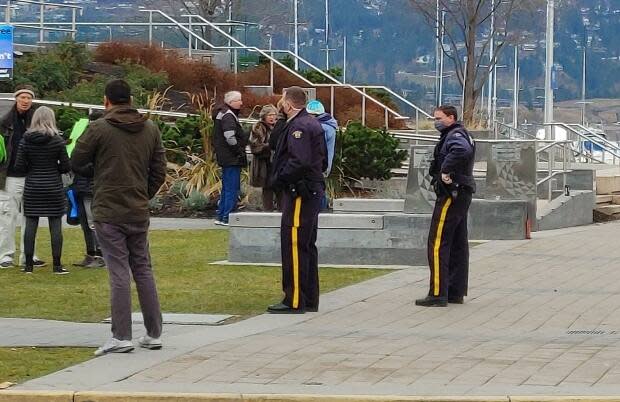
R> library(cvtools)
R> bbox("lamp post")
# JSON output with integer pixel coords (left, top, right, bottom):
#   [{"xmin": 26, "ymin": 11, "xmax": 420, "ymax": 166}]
[
  {"xmin": 293, "ymin": 0, "xmax": 299, "ymax": 70},
  {"xmin": 544, "ymin": 0, "xmax": 555, "ymax": 139},
  {"xmin": 513, "ymin": 45, "xmax": 520, "ymax": 128},
  {"xmin": 487, "ymin": 0, "xmax": 495, "ymax": 128}
]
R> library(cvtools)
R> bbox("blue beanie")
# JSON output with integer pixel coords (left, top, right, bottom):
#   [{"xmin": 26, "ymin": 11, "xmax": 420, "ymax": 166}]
[{"xmin": 306, "ymin": 100, "xmax": 325, "ymax": 115}]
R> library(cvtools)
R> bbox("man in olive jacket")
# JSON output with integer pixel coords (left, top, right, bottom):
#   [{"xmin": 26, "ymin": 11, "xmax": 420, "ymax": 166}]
[{"xmin": 71, "ymin": 79, "xmax": 167, "ymax": 356}]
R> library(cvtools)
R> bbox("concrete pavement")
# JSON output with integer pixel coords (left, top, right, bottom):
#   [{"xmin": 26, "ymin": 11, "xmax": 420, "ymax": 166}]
[{"xmin": 5, "ymin": 221, "xmax": 620, "ymax": 398}]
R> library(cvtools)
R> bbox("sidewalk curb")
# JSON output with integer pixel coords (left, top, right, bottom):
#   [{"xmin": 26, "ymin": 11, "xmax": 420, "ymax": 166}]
[
  {"xmin": 3, "ymin": 392, "xmax": 620, "ymax": 402},
  {"xmin": 0, "ymin": 392, "xmax": 510, "ymax": 402}
]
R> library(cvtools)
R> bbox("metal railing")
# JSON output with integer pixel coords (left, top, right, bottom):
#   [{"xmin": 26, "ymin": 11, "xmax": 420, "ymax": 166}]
[
  {"xmin": 495, "ymin": 121, "xmax": 537, "ymax": 140},
  {"xmin": 0, "ymin": 96, "xmax": 259, "ymax": 128},
  {"xmin": 163, "ymin": 11, "xmax": 433, "ymax": 129},
  {"xmin": 2, "ymin": 2, "xmax": 432, "ymax": 130},
  {"xmin": 535, "ymin": 140, "xmax": 572, "ymax": 201},
  {"xmin": 546, "ymin": 122, "xmax": 620, "ymax": 166},
  {"xmin": 4, "ymin": 0, "xmax": 82, "ymax": 40}
]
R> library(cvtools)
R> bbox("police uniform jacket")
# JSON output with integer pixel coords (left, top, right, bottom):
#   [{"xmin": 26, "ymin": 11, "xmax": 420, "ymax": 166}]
[
  {"xmin": 271, "ymin": 109, "xmax": 327, "ymax": 190},
  {"xmin": 430, "ymin": 122, "xmax": 476, "ymax": 192}
]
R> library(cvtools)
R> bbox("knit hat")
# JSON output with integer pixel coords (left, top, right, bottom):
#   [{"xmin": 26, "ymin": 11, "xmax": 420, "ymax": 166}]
[
  {"xmin": 14, "ymin": 85, "xmax": 36, "ymax": 99},
  {"xmin": 306, "ymin": 100, "xmax": 325, "ymax": 115},
  {"xmin": 259, "ymin": 104, "xmax": 278, "ymax": 120}
]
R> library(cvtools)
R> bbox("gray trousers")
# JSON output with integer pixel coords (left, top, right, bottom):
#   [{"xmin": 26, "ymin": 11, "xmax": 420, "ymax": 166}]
[{"xmin": 95, "ymin": 220, "xmax": 162, "ymax": 341}]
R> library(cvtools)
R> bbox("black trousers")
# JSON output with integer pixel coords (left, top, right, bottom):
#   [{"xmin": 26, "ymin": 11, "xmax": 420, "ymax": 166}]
[
  {"xmin": 426, "ymin": 191, "xmax": 472, "ymax": 299},
  {"xmin": 77, "ymin": 194, "xmax": 100, "ymax": 256},
  {"xmin": 279, "ymin": 190, "xmax": 321, "ymax": 310}
]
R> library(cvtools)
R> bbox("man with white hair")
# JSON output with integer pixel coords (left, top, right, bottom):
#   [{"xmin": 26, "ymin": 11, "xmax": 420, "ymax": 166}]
[
  {"xmin": 0, "ymin": 85, "xmax": 45, "ymax": 269},
  {"xmin": 212, "ymin": 90, "xmax": 249, "ymax": 226}
]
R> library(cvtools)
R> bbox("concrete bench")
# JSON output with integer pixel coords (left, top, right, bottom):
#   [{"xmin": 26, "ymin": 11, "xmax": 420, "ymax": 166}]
[
  {"xmin": 228, "ymin": 212, "xmax": 431, "ymax": 266},
  {"xmin": 230, "ymin": 212, "xmax": 384, "ymax": 229},
  {"xmin": 332, "ymin": 198, "xmax": 404, "ymax": 213},
  {"xmin": 332, "ymin": 198, "xmax": 529, "ymax": 241}
]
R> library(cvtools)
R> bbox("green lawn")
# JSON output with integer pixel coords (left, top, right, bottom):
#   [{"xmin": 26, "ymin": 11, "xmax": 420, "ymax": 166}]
[
  {"xmin": 0, "ymin": 347, "xmax": 93, "ymax": 384},
  {"xmin": 0, "ymin": 229, "xmax": 388, "ymax": 322}
]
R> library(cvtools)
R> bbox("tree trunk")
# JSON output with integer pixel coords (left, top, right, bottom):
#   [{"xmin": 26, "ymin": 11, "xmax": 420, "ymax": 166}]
[{"xmin": 462, "ymin": 8, "xmax": 479, "ymax": 127}]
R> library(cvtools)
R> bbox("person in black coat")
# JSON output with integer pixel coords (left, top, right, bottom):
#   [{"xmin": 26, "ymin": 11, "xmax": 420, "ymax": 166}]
[
  {"xmin": 211, "ymin": 90, "xmax": 249, "ymax": 225},
  {"xmin": 71, "ymin": 111, "xmax": 105, "ymax": 268},
  {"xmin": 14, "ymin": 106, "xmax": 71, "ymax": 274},
  {"xmin": 415, "ymin": 105, "xmax": 476, "ymax": 307}
]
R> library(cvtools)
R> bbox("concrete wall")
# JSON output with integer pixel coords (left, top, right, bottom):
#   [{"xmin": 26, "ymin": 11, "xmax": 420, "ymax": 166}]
[
  {"xmin": 536, "ymin": 190, "xmax": 595, "ymax": 231},
  {"xmin": 228, "ymin": 212, "xmax": 431, "ymax": 266},
  {"xmin": 333, "ymin": 198, "xmax": 529, "ymax": 241},
  {"xmin": 229, "ymin": 197, "xmax": 529, "ymax": 265},
  {"xmin": 468, "ymin": 199, "xmax": 528, "ymax": 240}
]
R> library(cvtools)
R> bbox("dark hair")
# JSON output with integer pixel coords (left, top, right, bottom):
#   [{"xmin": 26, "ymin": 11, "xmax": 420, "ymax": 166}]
[
  {"xmin": 89, "ymin": 110, "xmax": 104, "ymax": 121},
  {"xmin": 283, "ymin": 86, "xmax": 307, "ymax": 109},
  {"xmin": 434, "ymin": 105, "xmax": 458, "ymax": 121},
  {"xmin": 104, "ymin": 79, "xmax": 132, "ymax": 105}
]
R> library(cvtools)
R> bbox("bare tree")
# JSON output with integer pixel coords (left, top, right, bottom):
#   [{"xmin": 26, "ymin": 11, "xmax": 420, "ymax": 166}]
[
  {"xmin": 410, "ymin": 0, "xmax": 541, "ymax": 126},
  {"xmin": 157, "ymin": 0, "xmax": 232, "ymax": 46}
]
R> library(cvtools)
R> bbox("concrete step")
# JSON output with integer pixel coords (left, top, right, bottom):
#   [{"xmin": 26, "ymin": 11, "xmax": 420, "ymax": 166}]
[
  {"xmin": 597, "ymin": 195, "xmax": 613, "ymax": 204},
  {"xmin": 595, "ymin": 204, "xmax": 620, "ymax": 216},
  {"xmin": 333, "ymin": 198, "xmax": 405, "ymax": 213},
  {"xmin": 230, "ymin": 212, "xmax": 384, "ymax": 229},
  {"xmin": 596, "ymin": 176, "xmax": 620, "ymax": 195}
]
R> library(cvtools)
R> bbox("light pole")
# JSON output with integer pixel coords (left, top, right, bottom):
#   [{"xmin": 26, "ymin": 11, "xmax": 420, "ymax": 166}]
[
  {"xmin": 544, "ymin": 0, "xmax": 555, "ymax": 139},
  {"xmin": 435, "ymin": 0, "xmax": 441, "ymax": 106},
  {"xmin": 438, "ymin": 10, "xmax": 446, "ymax": 106},
  {"xmin": 487, "ymin": 0, "xmax": 495, "ymax": 128},
  {"xmin": 580, "ymin": 32, "xmax": 587, "ymax": 125},
  {"xmin": 293, "ymin": 0, "xmax": 299, "ymax": 70},
  {"xmin": 343, "ymin": 36, "xmax": 347, "ymax": 83},
  {"xmin": 320, "ymin": 0, "xmax": 336, "ymax": 70},
  {"xmin": 513, "ymin": 45, "xmax": 519, "ymax": 128}
]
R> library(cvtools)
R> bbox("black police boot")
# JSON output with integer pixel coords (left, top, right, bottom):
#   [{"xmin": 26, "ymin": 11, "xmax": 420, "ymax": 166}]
[
  {"xmin": 415, "ymin": 296, "xmax": 448, "ymax": 307},
  {"xmin": 267, "ymin": 303, "xmax": 305, "ymax": 314},
  {"xmin": 448, "ymin": 296, "xmax": 464, "ymax": 304}
]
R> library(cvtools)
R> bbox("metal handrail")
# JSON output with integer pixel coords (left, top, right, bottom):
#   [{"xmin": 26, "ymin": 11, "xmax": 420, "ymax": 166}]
[
  {"xmin": 537, "ymin": 170, "xmax": 570, "ymax": 187},
  {"xmin": 183, "ymin": 16, "xmax": 432, "ymax": 120},
  {"xmin": 495, "ymin": 121, "xmax": 537, "ymax": 140},
  {"xmin": 570, "ymin": 123, "xmax": 620, "ymax": 154},
  {"xmin": 178, "ymin": 12, "xmax": 417, "ymax": 122},
  {"xmin": 547, "ymin": 122, "xmax": 620, "ymax": 164}
]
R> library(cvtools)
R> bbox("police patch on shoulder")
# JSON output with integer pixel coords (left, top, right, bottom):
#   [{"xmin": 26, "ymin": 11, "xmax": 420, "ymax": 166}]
[{"xmin": 292, "ymin": 130, "xmax": 303, "ymax": 139}]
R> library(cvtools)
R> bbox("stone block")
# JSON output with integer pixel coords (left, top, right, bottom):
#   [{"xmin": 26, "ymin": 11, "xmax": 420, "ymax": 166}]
[
  {"xmin": 332, "ymin": 198, "xmax": 405, "ymax": 213},
  {"xmin": 536, "ymin": 190, "xmax": 594, "ymax": 230},
  {"xmin": 469, "ymin": 199, "xmax": 528, "ymax": 240}
]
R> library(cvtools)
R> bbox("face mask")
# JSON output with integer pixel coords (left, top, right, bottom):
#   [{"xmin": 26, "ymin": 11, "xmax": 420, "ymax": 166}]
[{"xmin": 434, "ymin": 120, "xmax": 447, "ymax": 132}]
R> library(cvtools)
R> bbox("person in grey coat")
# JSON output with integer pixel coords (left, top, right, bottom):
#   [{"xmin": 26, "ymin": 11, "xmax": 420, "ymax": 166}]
[{"xmin": 14, "ymin": 106, "xmax": 71, "ymax": 274}]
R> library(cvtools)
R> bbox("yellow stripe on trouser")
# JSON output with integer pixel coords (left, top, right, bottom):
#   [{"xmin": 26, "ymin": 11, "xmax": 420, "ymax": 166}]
[
  {"xmin": 433, "ymin": 197, "xmax": 453, "ymax": 297},
  {"xmin": 291, "ymin": 196, "xmax": 302, "ymax": 309}
]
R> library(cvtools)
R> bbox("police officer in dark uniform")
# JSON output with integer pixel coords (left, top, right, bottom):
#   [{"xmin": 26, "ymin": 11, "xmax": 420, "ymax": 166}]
[
  {"xmin": 268, "ymin": 86, "xmax": 327, "ymax": 314},
  {"xmin": 416, "ymin": 105, "xmax": 476, "ymax": 307}
]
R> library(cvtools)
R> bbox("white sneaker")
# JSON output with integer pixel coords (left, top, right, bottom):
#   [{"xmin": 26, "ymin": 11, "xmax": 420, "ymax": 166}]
[
  {"xmin": 94, "ymin": 338, "xmax": 134, "ymax": 356},
  {"xmin": 214, "ymin": 220, "xmax": 229, "ymax": 226},
  {"xmin": 138, "ymin": 335, "xmax": 163, "ymax": 350}
]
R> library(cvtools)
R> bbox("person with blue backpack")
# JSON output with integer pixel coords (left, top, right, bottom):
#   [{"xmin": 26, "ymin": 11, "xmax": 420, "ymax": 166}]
[{"xmin": 306, "ymin": 100, "xmax": 337, "ymax": 210}]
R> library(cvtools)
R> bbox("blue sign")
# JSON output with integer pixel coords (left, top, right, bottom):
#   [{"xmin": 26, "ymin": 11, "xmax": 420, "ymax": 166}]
[{"xmin": 0, "ymin": 25, "xmax": 14, "ymax": 80}]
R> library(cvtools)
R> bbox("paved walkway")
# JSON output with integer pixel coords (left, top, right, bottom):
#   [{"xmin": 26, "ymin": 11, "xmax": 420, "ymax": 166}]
[{"xmin": 7, "ymin": 221, "xmax": 620, "ymax": 396}]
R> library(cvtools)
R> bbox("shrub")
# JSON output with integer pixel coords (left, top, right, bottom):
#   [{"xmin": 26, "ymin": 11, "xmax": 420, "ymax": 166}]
[
  {"xmin": 181, "ymin": 190, "xmax": 211, "ymax": 211},
  {"xmin": 54, "ymin": 75, "xmax": 107, "ymax": 105},
  {"xmin": 301, "ymin": 67, "xmax": 342, "ymax": 84},
  {"xmin": 55, "ymin": 106, "xmax": 87, "ymax": 134},
  {"xmin": 336, "ymin": 122, "xmax": 407, "ymax": 181},
  {"xmin": 0, "ymin": 39, "xmax": 90, "ymax": 96}
]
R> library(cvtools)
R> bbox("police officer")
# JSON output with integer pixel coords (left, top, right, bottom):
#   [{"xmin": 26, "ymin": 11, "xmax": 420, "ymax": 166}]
[
  {"xmin": 268, "ymin": 86, "xmax": 327, "ymax": 314},
  {"xmin": 416, "ymin": 105, "xmax": 476, "ymax": 307}
]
